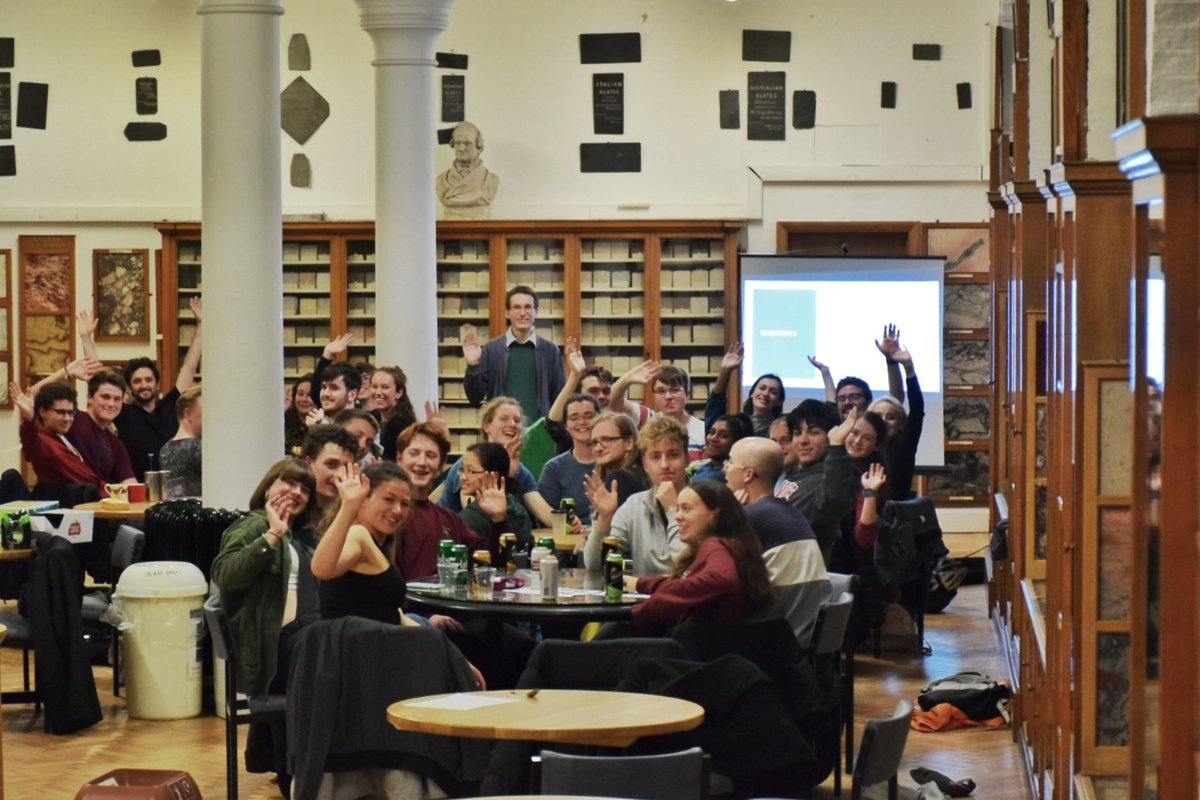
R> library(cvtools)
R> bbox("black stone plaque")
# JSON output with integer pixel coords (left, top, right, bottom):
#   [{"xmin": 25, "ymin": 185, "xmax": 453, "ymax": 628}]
[
  {"xmin": 592, "ymin": 72, "xmax": 623, "ymax": 135},
  {"xmin": 131, "ymin": 49, "xmax": 160, "ymax": 68},
  {"xmin": 0, "ymin": 73, "xmax": 10, "ymax": 139},
  {"xmin": 747, "ymin": 71, "xmax": 785, "ymax": 141},
  {"xmin": 957, "ymin": 82, "xmax": 973, "ymax": 109},
  {"xmin": 0, "ymin": 145, "xmax": 13, "ymax": 176},
  {"xmin": 124, "ymin": 122, "xmax": 167, "ymax": 141},
  {"xmin": 742, "ymin": 30, "xmax": 791, "ymax": 62},
  {"xmin": 0, "ymin": 39, "xmax": 13, "ymax": 69},
  {"xmin": 135, "ymin": 77, "xmax": 157, "ymax": 115},
  {"xmin": 719, "ymin": 90, "xmax": 739, "ymax": 129},
  {"xmin": 437, "ymin": 52, "xmax": 469, "ymax": 70},
  {"xmin": 793, "ymin": 90, "xmax": 816, "ymax": 129},
  {"xmin": 441, "ymin": 75, "xmax": 464, "ymax": 122},
  {"xmin": 580, "ymin": 142, "xmax": 640, "ymax": 173},
  {"xmin": 437, "ymin": 127, "xmax": 454, "ymax": 145},
  {"xmin": 913, "ymin": 44, "xmax": 942, "ymax": 61},
  {"xmin": 291, "ymin": 153, "xmax": 311, "ymax": 188},
  {"xmin": 16, "ymin": 82, "xmax": 47, "ymax": 129},
  {"xmin": 579, "ymin": 33, "xmax": 641, "ymax": 64},
  {"xmin": 881, "ymin": 81, "xmax": 897, "ymax": 109},
  {"xmin": 288, "ymin": 34, "xmax": 310, "ymax": 71}
]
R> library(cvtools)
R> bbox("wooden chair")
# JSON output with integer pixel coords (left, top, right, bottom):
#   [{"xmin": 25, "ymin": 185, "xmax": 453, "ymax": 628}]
[
  {"xmin": 851, "ymin": 699, "xmax": 914, "ymax": 800},
  {"xmin": 808, "ymin": 591, "xmax": 854, "ymax": 796},
  {"xmin": 535, "ymin": 746, "xmax": 710, "ymax": 800},
  {"xmin": 203, "ymin": 592, "xmax": 286, "ymax": 800}
]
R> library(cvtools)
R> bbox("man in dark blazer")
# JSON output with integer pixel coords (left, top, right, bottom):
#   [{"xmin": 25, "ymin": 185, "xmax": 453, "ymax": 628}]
[{"xmin": 462, "ymin": 285, "xmax": 565, "ymax": 420}]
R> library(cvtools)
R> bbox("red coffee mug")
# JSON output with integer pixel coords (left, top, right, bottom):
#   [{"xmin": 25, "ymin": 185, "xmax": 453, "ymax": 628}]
[{"xmin": 127, "ymin": 483, "xmax": 148, "ymax": 503}]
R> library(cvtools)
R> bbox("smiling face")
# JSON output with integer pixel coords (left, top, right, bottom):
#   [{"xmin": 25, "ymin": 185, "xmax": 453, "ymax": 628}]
[
  {"xmin": 320, "ymin": 376, "xmax": 357, "ymax": 415},
  {"xmin": 749, "ymin": 377, "xmax": 783, "ymax": 415},
  {"xmin": 835, "ymin": 384, "xmax": 870, "ymax": 419},
  {"xmin": 342, "ymin": 418, "xmax": 378, "ymax": 460},
  {"xmin": 87, "ymin": 382, "xmax": 124, "ymax": 426},
  {"xmin": 369, "ymin": 371, "xmax": 399, "ymax": 415},
  {"xmin": 39, "ymin": 400, "xmax": 76, "ymax": 435},
  {"xmin": 590, "ymin": 418, "xmax": 634, "ymax": 468},
  {"xmin": 792, "ymin": 421, "xmax": 830, "ymax": 467},
  {"xmin": 398, "ymin": 434, "xmax": 446, "ymax": 495},
  {"xmin": 506, "ymin": 292, "xmax": 537, "ymax": 339},
  {"xmin": 128, "ymin": 366, "xmax": 159, "ymax": 407},
  {"xmin": 704, "ymin": 420, "xmax": 737, "ymax": 461},
  {"xmin": 459, "ymin": 451, "xmax": 487, "ymax": 496},
  {"xmin": 642, "ymin": 437, "xmax": 688, "ymax": 488},
  {"xmin": 306, "ymin": 442, "xmax": 355, "ymax": 501},
  {"xmin": 674, "ymin": 487, "xmax": 718, "ymax": 546},
  {"xmin": 265, "ymin": 476, "xmax": 311, "ymax": 518},
  {"xmin": 769, "ymin": 417, "xmax": 798, "ymax": 471},
  {"xmin": 845, "ymin": 418, "xmax": 881, "ymax": 459},
  {"xmin": 358, "ymin": 477, "xmax": 413, "ymax": 538},
  {"xmin": 564, "ymin": 399, "xmax": 597, "ymax": 447},
  {"xmin": 293, "ymin": 381, "xmax": 315, "ymax": 416},
  {"xmin": 482, "ymin": 402, "xmax": 523, "ymax": 445},
  {"xmin": 872, "ymin": 400, "xmax": 903, "ymax": 439}
]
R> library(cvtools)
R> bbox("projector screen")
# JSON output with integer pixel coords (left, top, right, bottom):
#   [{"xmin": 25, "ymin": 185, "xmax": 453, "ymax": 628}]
[{"xmin": 739, "ymin": 254, "xmax": 945, "ymax": 468}]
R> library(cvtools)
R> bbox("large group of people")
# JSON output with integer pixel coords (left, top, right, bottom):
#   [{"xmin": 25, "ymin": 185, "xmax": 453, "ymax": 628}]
[{"xmin": 10, "ymin": 282, "xmax": 926, "ymax": 796}]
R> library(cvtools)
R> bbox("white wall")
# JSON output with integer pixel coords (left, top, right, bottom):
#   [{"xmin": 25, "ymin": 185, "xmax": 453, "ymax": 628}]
[{"xmin": 0, "ymin": 0, "xmax": 996, "ymax": 482}]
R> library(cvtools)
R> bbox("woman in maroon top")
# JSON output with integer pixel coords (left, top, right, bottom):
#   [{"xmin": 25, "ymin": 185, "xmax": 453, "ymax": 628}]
[{"xmin": 628, "ymin": 479, "xmax": 774, "ymax": 633}]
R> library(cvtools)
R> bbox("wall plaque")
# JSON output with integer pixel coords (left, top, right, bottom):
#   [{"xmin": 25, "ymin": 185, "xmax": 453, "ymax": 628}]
[
  {"xmin": 135, "ymin": 77, "xmax": 157, "ymax": 115},
  {"xmin": 747, "ymin": 71, "xmax": 785, "ymax": 141},
  {"xmin": 0, "ymin": 73, "xmax": 10, "ymax": 139},
  {"xmin": 742, "ymin": 30, "xmax": 791, "ymax": 62},
  {"xmin": 16, "ymin": 81, "xmax": 47, "ymax": 129},
  {"xmin": 0, "ymin": 39, "xmax": 13, "ymax": 69},
  {"xmin": 0, "ymin": 146, "xmax": 13, "ymax": 177},
  {"xmin": 580, "ymin": 142, "xmax": 640, "ymax": 173},
  {"xmin": 131, "ymin": 49, "xmax": 160, "ymax": 68},
  {"xmin": 719, "ymin": 90, "xmax": 739, "ymax": 129},
  {"xmin": 793, "ymin": 90, "xmax": 816, "ymax": 129},
  {"xmin": 442, "ymin": 75, "xmax": 464, "ymax": 122},
  {"xmin": 592, "ymin": 72, "xmax": 623, "ymax": 134},
  {"xmin": 579, "ymin": 33, "xmax": 641, "ymax": 64}
]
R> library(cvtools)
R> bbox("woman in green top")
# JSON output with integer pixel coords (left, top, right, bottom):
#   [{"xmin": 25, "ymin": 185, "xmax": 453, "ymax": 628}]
[
  {"xmin": 458, "ymin": 441, "xmax": 533, "ymax": 554},
  {"xmin": 211, "ymin": 457, "xmax": 317, "ymax": 697}
]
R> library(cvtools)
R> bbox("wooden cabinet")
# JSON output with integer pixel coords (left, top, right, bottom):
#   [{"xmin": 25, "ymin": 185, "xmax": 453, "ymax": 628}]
[{"xmin": 158, "ymin": 220, "xmax": 741, "ymax": 453}]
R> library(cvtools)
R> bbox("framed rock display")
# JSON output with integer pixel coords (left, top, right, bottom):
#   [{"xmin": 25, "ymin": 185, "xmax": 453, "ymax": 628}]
[
  {"xmin": 0, "ymin": 250, "xmax": 11, "ymax": 406},
  {"xmin": 18, "ymin": 234, "xmax": 74, "ymax": 386},
  {"xmin": 93, "ymin": 249, "xmax": 149, "ymax": 342}
]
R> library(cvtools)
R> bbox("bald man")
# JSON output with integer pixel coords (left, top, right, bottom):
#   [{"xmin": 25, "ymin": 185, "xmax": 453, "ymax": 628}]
[{"xmin": 725, "ymin": 437, "xmax": 831, "ymax": 647}]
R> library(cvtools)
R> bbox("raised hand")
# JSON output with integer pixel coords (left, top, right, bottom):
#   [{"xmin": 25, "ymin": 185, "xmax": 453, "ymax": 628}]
[
  {"xmin": 875, "ymin": 324, "xmax": 900, "ymax": 360},
  {"xmin": 322, "ymin": 333, "xmax": 355, "ymax": 360},
  {"xmin": 583, "ymin": 473, "xmax": 619, "ymax": 521},
  {"xmin": 829, "ymin": 406, "xmax": 857, "ymax": 446},
  {"xmin": 891, "ymin": 346, "xmax": 912, "ymax": 367},
  {"xmin": 719, "ymin": 341, "xmax": 744, "ymax": 373},
  {"xmin": 189, "ymin": 296, "xmax": 204, "ymax": 323},
  {"xmin": 461, "ymin": 326, "xmax": 482, "ymax": 366},
  {"xmin": 475, "ymin": 472, "xmax": 509, "ymax": 522},
  {"xmin": 66, "ymin": 356, "xmax": 104, "ymax": 382},
  {"xmin": 423, "ymin": 400, "xmax": 451, "ymax": 440},
  {"xmin": 265, "ymin": 492, "xmax": 294, "ymax": 535},
  {"xmin": 305, "ymin": 407, "xmax": 325, "ymax": 428},
  {"xmin": 501, "ymin": 436, "xmax": 523, "ymax": 476},
  {"xmin": 807, "ymin": 354, "xmax": 830, "ymax": 373},
  {"xmin": 76, "ymin": 309, "xmax": 98, "ymax": 338},
  {"xmin": 565, "ymin": 337, "xmax": 586, "ymax": 376},
  {"xmin": 625, "ymin": 359, "xmax": 662, "ymax": 385},
  {"xmin": 10, "ymin": 383, "xmax": 32, "ymax": 421},
  {"xmin": 335, "ymin": 463, "xmax": 368, "ymax": 506},
  {"xmin": 862, "ymin": 462, "xmax": 887, "ymax": 492},
  {"xmin": 653, "ymin": 481, "xmax": 679, "ymax": 513}
]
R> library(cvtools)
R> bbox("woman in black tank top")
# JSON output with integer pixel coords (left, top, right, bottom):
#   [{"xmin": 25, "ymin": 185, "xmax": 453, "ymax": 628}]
[{"xmin": 312, "ymin": 462, "xmax": 414, "ymax": 625}]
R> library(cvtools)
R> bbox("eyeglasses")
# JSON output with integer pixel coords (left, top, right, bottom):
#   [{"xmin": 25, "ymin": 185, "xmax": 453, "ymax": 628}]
[
  {"xmin": 722, "ymin": 460, "xmax": 750, "ymax": 473},
  {"xmin": 460, "ymin": 465, "xmax": 486, "ymax": 477},
  {"xmin": 652, "ymin": 386, "xmax": 686, "ymax": 397},
  {"xmin": 836, "ymin": 392, "xmax": 866, "ymax": 403},
  {"xmin": 47, "ymin": 407, "xmax": 76, "ymax": 417},
  {"xmin": 589, "ymin": 435, "xmax": 629, "ymax": 448}
]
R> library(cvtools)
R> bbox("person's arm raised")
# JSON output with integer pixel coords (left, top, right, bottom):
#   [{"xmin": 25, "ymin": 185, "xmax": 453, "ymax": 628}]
[
  {"xmin": 77, "ymin": 309, "xmax": 99, "ymax": 361},
  {"xmin": 609, "ymin": 359, "xmax": 661, "ymax": 417},
  {"xmin": 806, "ymin": 355, "xmax": 835, "ymax": 403},
  {"xmin": 310, "ymin": 464, "xmax": 369, "ymax": 580},
  {"xmin": 548, "ymin": 338, "xmax": 585, "ymax": 424},
  {"xmin": 176, "ymin": 297, "xmax": 203, "ymax": 391}
]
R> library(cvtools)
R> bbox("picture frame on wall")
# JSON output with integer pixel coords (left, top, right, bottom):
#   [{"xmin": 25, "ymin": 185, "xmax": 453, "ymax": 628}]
[
  {"xmin": 93, "ymin": 249, "xmax": 150, "ymax": 342},
  {"xmin": 18, "ymin": 235, "xmax": 75, "ymax": 387},
  {"xmin": 0, "ymin": 250, "xmax": 12, "ymax": 407},
  {"xmin": 925, "ymin": 223, "xmax": 990, "ymax": 275}
]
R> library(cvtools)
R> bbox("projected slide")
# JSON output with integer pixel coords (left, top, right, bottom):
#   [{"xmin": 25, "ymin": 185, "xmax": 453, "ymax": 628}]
[{"xmin": 740, "ymin": 254, "xmax": 946, "ymax": 467}]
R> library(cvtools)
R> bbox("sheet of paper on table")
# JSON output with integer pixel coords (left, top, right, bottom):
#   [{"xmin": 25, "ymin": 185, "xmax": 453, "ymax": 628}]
[
  {"xmin": 503, "ymin": 586, "xmax": 604, "ymax": 597},
  {"xmin": 407, "ymin": 582, "xmax": 441, "ymax": 590},
  {"xmin": 406, "ymin": 694, "xmax": 523, "ymax": 711}
]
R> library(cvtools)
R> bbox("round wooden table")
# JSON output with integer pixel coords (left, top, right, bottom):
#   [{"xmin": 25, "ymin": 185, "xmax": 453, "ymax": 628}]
[
  {"xmin": 387, "ymin": 689, "xmax": 704, "ymax": 748},
  {"xmin": 72, "ymin": 500, "xmax": 156, "ymax": 521}
]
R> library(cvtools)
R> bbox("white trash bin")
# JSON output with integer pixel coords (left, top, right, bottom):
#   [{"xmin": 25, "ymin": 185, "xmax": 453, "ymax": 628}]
[{"xmin": 115, "ymin": 561, "xmax": 208, "ymax": 720}]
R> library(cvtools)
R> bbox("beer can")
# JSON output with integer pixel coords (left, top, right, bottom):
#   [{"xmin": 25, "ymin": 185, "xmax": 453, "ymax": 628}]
[
  {"xmin": 450, "ymin": 544, "xmax": 469, "ymax": 585},
  {"xmin": 530, "ymin": 546, "xmax": 551, "ymax": 571},
  {"xmin": 541, "ymin": 557, "xmax": 559, "ymax": 599},
  {"xmin": 438, "ymin": 539, "xmax": 455, "ymax": 565},
  {"xmin": 537, "ymin": 536, "xmax": 556, "ymax": 551},
  {"xmin": 498, "ymin": 533, "xmax": 518, "ymax": 572},
  {"xmin": 472, "ymin": 549, "xmax": 491, "ymax": 567},
  {"xmin": 604, "ymin": 552, "xmax": 625, "ymax": 601},
  {"xmin": 560, "ymin": 498, "xmax": 577, "ymax": 525},
  {"xmin": 601, "ymin": 536, "xmax": 621, "ymax": 562}
]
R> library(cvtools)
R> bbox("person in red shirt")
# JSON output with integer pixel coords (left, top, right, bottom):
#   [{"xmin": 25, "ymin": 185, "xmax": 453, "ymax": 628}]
[
  {"xmin": 12, "ymin": 380, "xmax": 103, "ymax": 491},
  {"xmin": 627, "ymin": 479, "xmax": 775, "ymax": 634},
  {"xmin": 69, "ymin": 372, "xmax": 136, "ymax": 487}
]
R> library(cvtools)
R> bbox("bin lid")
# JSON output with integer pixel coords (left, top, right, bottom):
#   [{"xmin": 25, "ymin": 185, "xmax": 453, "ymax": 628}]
[{"xmin": 116, "ymin": 561, "xmax": 208, "ymax": 599}]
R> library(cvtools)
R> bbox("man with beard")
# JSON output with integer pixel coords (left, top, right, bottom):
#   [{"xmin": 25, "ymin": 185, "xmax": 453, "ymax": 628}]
[{"xmin": 80, "ymin": 301, "xmax": 204, "ymax": 480}]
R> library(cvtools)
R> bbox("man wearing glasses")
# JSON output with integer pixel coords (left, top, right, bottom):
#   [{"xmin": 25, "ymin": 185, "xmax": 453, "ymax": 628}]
[
  {"xmin": 609, "ymin": 362, "xmax": 707, "ymax": 463},
  {"xmin": 834, "ymin": 378, "xmax": 872, "ymax": 420},
  {"xmin": 13, "ymin": 380, "xmax": 104, "ymax": 492}
]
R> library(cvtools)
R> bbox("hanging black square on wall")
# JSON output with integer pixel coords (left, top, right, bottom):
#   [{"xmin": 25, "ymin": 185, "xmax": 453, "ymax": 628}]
[
  {"xmin": 742, "ymin": 30, "xmax": 791, "ymax": 62},
  {"xmin": 719, "ymin": 90, "xmax": 739, "ymax": 129},
  {"xmin": 747, "ymin": 71, "xmax": 786, "ymax": 141},
  {"xmin": 580, "ymin": 33, "xmax": 641, "ymax": 64},
  {"xmin": 442, "ymin": 75, "xmax": 465, "ymax": 122},
  {"xmin": 580, "ymin": 142, "xmax": 641, "ymax": 172}
]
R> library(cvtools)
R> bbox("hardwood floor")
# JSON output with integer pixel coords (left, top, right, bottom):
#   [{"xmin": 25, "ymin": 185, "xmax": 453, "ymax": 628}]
[{"xmin": 0, "ymin": 584, "xmax": 1028, "ymax": 798}]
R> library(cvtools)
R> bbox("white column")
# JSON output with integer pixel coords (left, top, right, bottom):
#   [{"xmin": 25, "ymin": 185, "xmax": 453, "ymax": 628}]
[
  {"xmin": 355, "ymin": 0, "xmax": 454, "ymax": 412},
  {"xmin": 198, "ymin": 0, "xmax": 285, "ymax": 507}
]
